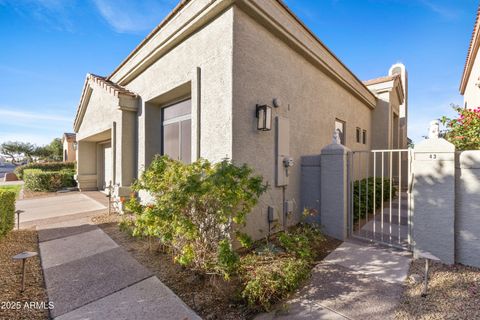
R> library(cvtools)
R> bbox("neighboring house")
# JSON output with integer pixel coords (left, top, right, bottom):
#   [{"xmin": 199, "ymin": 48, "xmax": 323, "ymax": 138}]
[
  {"xmin": 0, "ymin": 155, "xmax": 5, "ymax": 166},
  {"xmin": 460, "ymin": 5, "xmax": 480, "ymax": 108},
  {"xmin": 73, "ymin": 0, "xmax": 408, "ymax": 240},
  {"xmin": 62, "ymin": 133, "xmax": 77, "ymax": 162}
]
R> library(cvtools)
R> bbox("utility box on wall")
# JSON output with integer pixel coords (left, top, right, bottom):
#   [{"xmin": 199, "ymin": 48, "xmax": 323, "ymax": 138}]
[{"xmin": 276, "ymin": 116, "xmax": 290, "ymax": 186}]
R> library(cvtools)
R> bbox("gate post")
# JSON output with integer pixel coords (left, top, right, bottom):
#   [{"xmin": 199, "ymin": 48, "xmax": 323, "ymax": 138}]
[
  {"xmin": 320, "ymin": 136, "xmax": 350, "ymax": 241},
  {"xmin": 412, "ymin": 122, "xmax": 455, "ymax": 264}
]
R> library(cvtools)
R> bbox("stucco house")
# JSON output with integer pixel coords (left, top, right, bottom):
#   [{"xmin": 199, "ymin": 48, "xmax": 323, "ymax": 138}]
[
  {"xmin": 62, "ymin": 133, "xmax": 77, "ymax": 163},
  {"xmin": 460, "ymin": 5, "xmax": 480, "ymax": 108},
  {"xmin": 74, "ymin": 0, "xmax": 408, "ymax": 240}
]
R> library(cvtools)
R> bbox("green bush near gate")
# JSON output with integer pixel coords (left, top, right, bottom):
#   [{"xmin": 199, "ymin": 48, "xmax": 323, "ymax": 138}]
[
  {"xmin": 23, "ymin": 169, "xmax": 76, "ymax": 192},
  {"xmin": 123, "ymin": 156, "xmax": 333, "ymax": 311},
  {"xmin": 15, "ymin": 162, "xmax": 75, "ymax": 179},
  {"xmin": 0, "ymin": 189, "xmax": 16, "ymax": 238},
  {"xmin": 353, "ymin": 177, "xmax": 397, "ymax": 222},
  {"xmin": 125, "ymin": 155, "xmax": 268, "ymax": 279}
]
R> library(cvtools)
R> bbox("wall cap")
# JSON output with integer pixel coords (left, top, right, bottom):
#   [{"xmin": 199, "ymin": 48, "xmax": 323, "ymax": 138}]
[
  {"xmin": 414, "ymin": 138, "xmax": 455, "ymax": 152},
  {"xmin": 321, "ymin": 143, "xmax": 351, "ymax": 155}
]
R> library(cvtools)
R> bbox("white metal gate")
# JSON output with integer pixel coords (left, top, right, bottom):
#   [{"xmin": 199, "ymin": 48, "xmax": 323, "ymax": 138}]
[{"xmin": 348, "ymin": 149, "xmax": 413, "ymax": 250}]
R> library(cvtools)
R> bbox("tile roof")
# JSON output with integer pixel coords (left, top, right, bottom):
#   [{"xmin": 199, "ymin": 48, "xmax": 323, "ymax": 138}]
[
  {"xmin": 63, "ymin": 133, "xmax": 76, "ymax": 142},
  {"xmin": 73, "ymin": 73, "xmax": 137, "ymax": 132},
  {"xmin": 460, "ymin": 4, "xmax": 480, "ymax": 93},
  {"xmin": 362, "ymin": 74, "xmax": 399, "ymax": 86},
  {"xmin": 88, "ymin": 74, "xmax": 137, "ymax": 97}
]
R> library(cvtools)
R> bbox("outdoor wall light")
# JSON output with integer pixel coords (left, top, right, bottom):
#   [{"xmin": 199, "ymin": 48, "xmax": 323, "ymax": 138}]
[
  {"xmin": 256, "ymin": 104, "xmax": 272, "ymax": 131},
  {"xmin": 73, "ymin": 142, "xmax": 78, "ymax": 150}
]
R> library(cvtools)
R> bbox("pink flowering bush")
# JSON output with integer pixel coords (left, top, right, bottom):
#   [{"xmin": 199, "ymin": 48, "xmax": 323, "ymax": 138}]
[{"xmin": 440, "ymin": 105, "xmax": 480, "ymax": 150}]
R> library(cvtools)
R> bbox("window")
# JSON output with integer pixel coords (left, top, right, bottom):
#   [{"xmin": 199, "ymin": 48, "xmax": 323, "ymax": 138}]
[
  {"xmin": 161, "ymin": 99, "xmax": 191, "ymax": 163},
  {"xmin": 334, "ymin": 119, "xmax": 346, "ymax": 145},
  {"xmin": 362, "ymin": 130, "xmax": 367, "ymax": 144},
  {"xmin": 356, "ymin": 127, "xmax": 361, "ymax": 143}
]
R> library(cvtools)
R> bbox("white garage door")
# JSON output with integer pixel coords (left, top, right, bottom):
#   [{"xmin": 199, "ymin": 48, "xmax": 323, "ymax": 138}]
[{"xmin": 103, "ymin": 143, "xmax": 112, "ymax": 189}]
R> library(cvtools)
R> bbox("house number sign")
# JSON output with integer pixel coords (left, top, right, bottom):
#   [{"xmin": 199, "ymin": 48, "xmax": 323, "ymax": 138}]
[{"xmin": 415, "ymin": 153, "xmax": 454, "ymax": 161}]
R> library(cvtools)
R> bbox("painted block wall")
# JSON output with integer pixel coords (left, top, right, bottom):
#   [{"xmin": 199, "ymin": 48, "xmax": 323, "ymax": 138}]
[{"xmin": 455, "ymin": 150, "xmax": 480, "ymax": 268}]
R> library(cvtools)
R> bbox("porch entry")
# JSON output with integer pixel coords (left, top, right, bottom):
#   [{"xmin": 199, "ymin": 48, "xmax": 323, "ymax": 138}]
[
  {"xmin": 102, "ymin": 142, "xmax": 113, "ymax": 189},
  {"xmin": 348, "ymin": 149, "xmax": 413, "ymax": 251}
]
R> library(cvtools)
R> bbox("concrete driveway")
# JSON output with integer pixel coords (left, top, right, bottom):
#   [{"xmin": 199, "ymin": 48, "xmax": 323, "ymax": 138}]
[{"xmin": 17, "ymin": 192, "xmax": 107, "ymax": 228}]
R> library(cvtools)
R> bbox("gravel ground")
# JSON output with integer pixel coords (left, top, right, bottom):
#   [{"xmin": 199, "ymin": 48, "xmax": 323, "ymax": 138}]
[
  {"xmin": 0, "ymin": 229, "xmax": 49, "ymax": 320},
  {"xmin": 92, "ymin": 213, "xmax": 341, "ymax": 320},
  {"xmin": 396, "ymin": 259, "xmax": 480, "ymax": 320}
]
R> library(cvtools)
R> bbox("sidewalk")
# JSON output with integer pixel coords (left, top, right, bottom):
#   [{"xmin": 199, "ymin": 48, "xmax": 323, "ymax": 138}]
[
  {"xmin": 26, "ymin": 193, "xmax": 200, "ymax": 319},
  {"xmin": 256, "ymin": 241, "xmax": 412, "ymax": 320}
]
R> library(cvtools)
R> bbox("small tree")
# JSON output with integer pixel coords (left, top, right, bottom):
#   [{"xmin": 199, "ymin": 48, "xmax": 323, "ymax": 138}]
[
  {"xmin": 47, "ymin": 138, "xmax": 63, "ymax": 161},
  {"xmin": 440, "ymin": 105, "xmax": 480, "ymax": 150},
  {"xmin": 0, "ymin": 141, "xmax": 35, "ymax": 164}
]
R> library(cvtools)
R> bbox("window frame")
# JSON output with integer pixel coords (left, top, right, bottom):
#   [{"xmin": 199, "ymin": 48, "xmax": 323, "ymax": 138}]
[
  {"xmin": 161, "ymin": 98, "xmax": 192, "ymax": 163},
  {"xmin": 362, "ymin": 129, "xmax": 367, "ymax": 145},
  {"xmin": 356, "ymin": 127, "xmax": 361, "ymax": 143}
]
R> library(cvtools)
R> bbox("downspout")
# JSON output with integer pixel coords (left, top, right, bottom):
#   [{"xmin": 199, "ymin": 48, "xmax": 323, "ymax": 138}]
[
  {"xmin": 112, "ymin": 121, "xmax": 117, "ymax": 185},
  {"xmin": 196, "ymin": 67, "xmax": 202, "ymax": 160}
]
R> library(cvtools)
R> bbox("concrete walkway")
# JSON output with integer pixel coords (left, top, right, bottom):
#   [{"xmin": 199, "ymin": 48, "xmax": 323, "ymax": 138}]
[
  {"xmin": 23, "ymin": 192, "xmax": 200, "ymax": 319},
  {"xmin": 256, "ymin": 241, "xmax": 411, "ymax": 320}
]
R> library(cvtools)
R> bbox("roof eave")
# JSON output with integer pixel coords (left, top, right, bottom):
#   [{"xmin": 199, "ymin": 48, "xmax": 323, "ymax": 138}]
[{"xmin": 460, "ymin": 5, "xmax": 480, "ymax": 94}]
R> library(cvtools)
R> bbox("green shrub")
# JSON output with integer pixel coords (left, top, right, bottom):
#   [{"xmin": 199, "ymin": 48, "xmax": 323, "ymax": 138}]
[
  {"xmin": 239, "ymin": 253, "xmax": 310, "ymax": 310},
  {"xmin": 278, "ymin": 224, "xmax": 325, "ymax": 261},
  {"xmin": 440, "ymin": 105, "xmax": 480, "ymax": 150},
  {"xmin": 15, "ymin": 162, "xmax": 75, "ymax": 179},
  {"xmin": 353, "ymin": 177, "xmax": 397, "ymax": 222},
  {"xmin": 0, "ymin": 189, "xmax": 16, "ymax": 238},
  {"xmin": 23, "ymin": 169, "xmax": 76, "ymax": 192},
  {"xmin": 126, "ymin": 156, "xmax": 267, "ymax": 279}
]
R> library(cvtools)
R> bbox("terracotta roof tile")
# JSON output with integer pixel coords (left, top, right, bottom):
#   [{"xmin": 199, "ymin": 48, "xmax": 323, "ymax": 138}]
[
  {"xmin": 363, "ymin": 74, "xmax": 399, "ymax": 86},
  {"xmin": 88, "ymin": 74, "xmax": 137, "ymax": 97}
]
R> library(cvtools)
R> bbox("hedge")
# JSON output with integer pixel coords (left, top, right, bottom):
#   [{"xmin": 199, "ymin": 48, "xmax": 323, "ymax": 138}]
[
  {"xmin": 0, "ymin": 189, "xmax": 16, "ymax": 238},
  {"xmin": 353, "ymin": 177, "xmax": 397, "ymax": 222},
  {"xmin": 23, "ymin": 169, "xmax": 76, "ymax": 192},
  {"xmin": 15, "ymin": 162, "xmax": 75, "ymax": 179}
]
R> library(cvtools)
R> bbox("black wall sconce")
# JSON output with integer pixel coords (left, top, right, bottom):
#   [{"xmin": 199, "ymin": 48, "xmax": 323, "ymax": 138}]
[{"xmin": 256, "ymin": 104, "xmax": 272, "ymax": 131}]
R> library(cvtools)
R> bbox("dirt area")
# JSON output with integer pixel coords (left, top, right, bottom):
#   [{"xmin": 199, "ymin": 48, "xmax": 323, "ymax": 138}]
[
  {"xmin": 93, "ymin": 213, "xmax": 341, "ymax": 320},
  {"xmin": 396, "ymin": 259, "xmax": 480, "ymax": 320},
  {"xmin": 0, "ymin": 229, "xmax": 49, "ymax": 320}
]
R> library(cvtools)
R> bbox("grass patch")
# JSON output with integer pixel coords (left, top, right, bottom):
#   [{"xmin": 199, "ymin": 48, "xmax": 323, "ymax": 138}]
[{"xmin": 0, "ymin": 184, "xmax": 22, "ymax": 198}]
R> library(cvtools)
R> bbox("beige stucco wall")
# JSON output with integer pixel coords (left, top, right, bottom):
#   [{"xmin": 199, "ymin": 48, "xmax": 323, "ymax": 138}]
[
  {"xmin": 76, "ymin": 83, "xmax": 136, "ymax": 190},
  {"xmin": 63, "ymin": 139, "xmax": 76, "ymax": 162},
  {"xmin": 231, "ymin": 7, "xmax": 373, "ymax": 240},
  {"xmin": 124, "ymin": 7, "xmax": 234, "ymax": 174},
  {"xmin": 463, "ymin": 50, "xmax": 480, "ymax": 109}
]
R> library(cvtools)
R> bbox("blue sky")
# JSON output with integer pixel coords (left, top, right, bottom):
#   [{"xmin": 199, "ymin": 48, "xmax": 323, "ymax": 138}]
[{"xmin": 0, "ymin": 0, "xmax": 477, "ymax": 146}]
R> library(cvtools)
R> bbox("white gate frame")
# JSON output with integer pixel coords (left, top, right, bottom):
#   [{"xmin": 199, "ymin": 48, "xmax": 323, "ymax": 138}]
[{"xmin": 348, "ymin": 149, "xmax": 413, "ymax": 251}]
